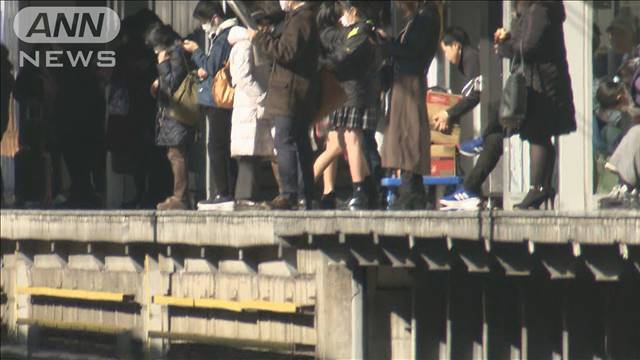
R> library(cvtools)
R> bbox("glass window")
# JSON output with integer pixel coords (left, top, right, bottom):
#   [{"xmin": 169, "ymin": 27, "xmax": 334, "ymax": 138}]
[{"xmin": 592, "ymin": 1, "xmax": 640, "ymax": 194}]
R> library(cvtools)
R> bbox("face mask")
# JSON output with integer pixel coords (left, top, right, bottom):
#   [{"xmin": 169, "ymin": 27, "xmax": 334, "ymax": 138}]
[
  {"xmin": 339, "ymin": 15, "xmax": 351, "ymax": 27},
  {"xmin": 280, "ymin": 0, "xmax": 291, "ymax": 12},
  {"xmin": 201, "ymin": 23, "xmax": 212, "ymax": 33}
]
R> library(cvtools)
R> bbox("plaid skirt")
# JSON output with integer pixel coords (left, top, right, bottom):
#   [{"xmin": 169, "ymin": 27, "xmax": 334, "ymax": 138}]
[{"xmin": 330, "ymin": 106, "xmax": 378, "ymax": 131}]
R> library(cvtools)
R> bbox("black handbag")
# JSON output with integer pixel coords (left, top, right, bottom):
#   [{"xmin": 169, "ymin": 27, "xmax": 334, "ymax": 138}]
[{"xmin": 499, "ymin": 41, "xmax": 527, "ymax": 131}]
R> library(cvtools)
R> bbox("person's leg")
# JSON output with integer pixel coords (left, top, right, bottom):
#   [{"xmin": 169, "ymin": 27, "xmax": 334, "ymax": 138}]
[
  {"xmin": 515, "ymin": 136, "xmax": 555, "ymax": 209},
  {"xmin": 481, "ymin": 114, "xmax": 504, "ymax": 140},
  {"xmin": 210, "ymin": 108, "xmax": 233, "ymax": 198},
  {"xmin": 463, "ymin": 132, "xmax": 504, "ymax": 194},
  {"xmin": 607, "ymin": 125, "xmax": 640, "ymax": 189},
  {"xmin": 530, "ymin": 137, "xmax": 555, "ymax": 189},
  {"xmin": 323, "ymin": 160, "xmax": 338, "ymax": 195},
  {"xmin": 313, "ymin": 130, "xmax": 343, "ymax": 181},
  {"xmin": 273, "ymin": 116, "xmax": 298, "ymax": 200},
  {"xmin": 344, "ymin": 129, "xmax": 370, "ymax": 183},
  {"xmin": 294, "ymin": 120, "xmax": 315, "ymax": 207},
  {"xmin": 167, "ymin": 146, "xmax": 188, "ymax": 203},
  {"xmin": 235, "ymin": 157, "xmax": 256, "ymax": 201},
  {"xmin": 363, "ymin": 129, "xmax": 382, "ymax": 182}
]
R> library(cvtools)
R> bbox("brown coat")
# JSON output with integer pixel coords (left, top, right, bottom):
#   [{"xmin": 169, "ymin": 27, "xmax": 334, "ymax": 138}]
[{"xmin": 253, "ymin": 3, "xmax": 320, "ymax": 121}]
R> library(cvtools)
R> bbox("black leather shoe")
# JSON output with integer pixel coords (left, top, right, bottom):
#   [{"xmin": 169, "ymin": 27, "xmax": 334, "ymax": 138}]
[
  {"xmin": 347, "ymin": 185, "xmax": 369, "ymax": 210},
  {"xmin": 319, "ymin": 192, "xmax": 337, "ymax": 210}
]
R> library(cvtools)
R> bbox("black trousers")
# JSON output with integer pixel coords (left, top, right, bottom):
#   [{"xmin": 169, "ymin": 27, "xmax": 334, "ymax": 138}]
[
  {"xmin": 205, "ymin": 107, "xmax": 237, "ymax": 198},
  {"xmin": 463, "ymin": 116, "xmax": 504, "ymax": 194},
  {"xmin": 273, "ymin": 115, "xmax": 313, "ymax": 203}
]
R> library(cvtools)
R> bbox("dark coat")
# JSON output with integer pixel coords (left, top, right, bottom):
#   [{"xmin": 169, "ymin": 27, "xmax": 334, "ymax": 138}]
[
  {"xmin": 386, "ymin": 3, "xmax": 441, "ymax": 77},
  {"xmin": 497, "ymin": 1, "xmax": 576, "ymax": 141},
  {"xmin": 325, "ymin": 21, "xmax": 381, "ymax": 109},
  {"xmin": 447, "ymin": 45, "xmax": 481, "ymax": 120},
  {"xmin": 155, "ymin": 44, "xmax": 192, "ymax": 147},
  {"xmin": 191, "ymin": 18, "xmax": 237, "ymax": 108},
  {"xmin": 253, "ymin": 3, "xmax": 320, "ymax": 121}
]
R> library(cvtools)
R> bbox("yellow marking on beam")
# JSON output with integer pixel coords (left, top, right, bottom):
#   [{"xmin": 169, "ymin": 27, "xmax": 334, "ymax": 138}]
[
  {"xmin": 242, "ymin": 300, "xmax": 297, "ymax": 314},
  {"xmin": 153, "ymin": 295, "xmax": 194, "ymax": 307},
  {"xmin": 153, "ymin": 295, "xmax": 302, "ymax": 314},
  {"xmin": 17, "ymin": 287, "xmax": 128, "ymax": 302},
  {"xmin": 194, "ymin": 298, "xmax": 244, "ymax": 312},
  {"xmin": 17, "ymin": 318, "xmax": 127, "ymax": 334}
]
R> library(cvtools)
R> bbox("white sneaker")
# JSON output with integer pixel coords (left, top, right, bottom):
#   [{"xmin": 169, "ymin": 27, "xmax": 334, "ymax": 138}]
[{"xmin": 197, "ymin": 200, "xmax": 235, "ymax": 211}]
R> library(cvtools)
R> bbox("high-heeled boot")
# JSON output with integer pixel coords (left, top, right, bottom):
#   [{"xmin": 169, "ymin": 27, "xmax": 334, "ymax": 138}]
[{"xmin": 514, "ymin": 186, "xmax": 553, "ymax": 210}]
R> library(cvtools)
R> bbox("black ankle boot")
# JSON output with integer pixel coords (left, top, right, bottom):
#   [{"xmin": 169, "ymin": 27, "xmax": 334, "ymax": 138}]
[
  {"xmin": 347, "ymin": 183, "xmax": 369, "ymax": 210},
  {"xmin": 514, "ymin": 186, "xmax": 553, "ymax": 210},
  {"xmin": 319, "ymin": 191, "xmax": 337, "ymax": 210}
]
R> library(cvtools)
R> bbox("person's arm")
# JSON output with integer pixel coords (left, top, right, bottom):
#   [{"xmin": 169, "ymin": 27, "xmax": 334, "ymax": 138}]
[
  {"xmin": 253, "ymin": 14, "xmax": 310, "ymax": 67},
  {"xmin": 447, "ymin": 48, "xmax": 481, "ymax": 120},
  {"xmin": 497, "ymin": 4, "xmax": 549, "ymax": 60},
  {"xmin": 191, "ymin": 47, "xmax": 208, "ymax": 69},
  {"xmin": 385, "ymin": 10, "xmax": 437, "ymax": 60},
  {"xmin": 157, "ymin": 47, "xmax": 187, "ymax": 100},
  {"xmin": 230, "ymin": 42, "xmax": 262, "ymax": 99}
]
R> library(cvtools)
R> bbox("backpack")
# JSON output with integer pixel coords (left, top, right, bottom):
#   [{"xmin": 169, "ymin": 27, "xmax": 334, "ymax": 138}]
[{"xmin": 212, "ymin": 61, "xmax": 234, "ymax": 109}]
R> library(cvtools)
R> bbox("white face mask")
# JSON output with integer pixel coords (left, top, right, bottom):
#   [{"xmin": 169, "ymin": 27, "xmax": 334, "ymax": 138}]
[
  {"xmin": 201, "ymin": 23, "xmax": 213, "ymax": 33},
  {"xmin": 279, "ymin": 0, "xmax": 291, "ymax": 12},
  {"xmin": 339, "ymin": 15, "xmax": 351, "ymax": 27}
]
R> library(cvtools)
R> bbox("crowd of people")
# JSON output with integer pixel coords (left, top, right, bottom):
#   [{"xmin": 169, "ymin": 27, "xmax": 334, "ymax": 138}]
[{"xmin": 1, "ymin": 0, "xmax": 638, "ymax": 211}]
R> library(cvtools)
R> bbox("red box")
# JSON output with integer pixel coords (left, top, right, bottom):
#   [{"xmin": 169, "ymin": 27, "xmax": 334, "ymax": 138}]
[{"xmin": 431, "ymin": 158, "xmax": 455, "ymax": 176}]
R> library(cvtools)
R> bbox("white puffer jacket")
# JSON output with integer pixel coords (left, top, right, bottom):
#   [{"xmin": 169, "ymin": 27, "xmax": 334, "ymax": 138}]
[{"xmin": 228, "ymin": 26, "xmax": 273, "ymax": 158}]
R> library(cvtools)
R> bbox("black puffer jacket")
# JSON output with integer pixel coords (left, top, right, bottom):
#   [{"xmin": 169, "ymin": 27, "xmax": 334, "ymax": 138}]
[
  {"xmin": 497, "ymin": 1, "xmax": 576, "ymax": 141},
  {"xmin": 324, "ymin": 21, "xmax": 380, "ymax": 108},
  {"xmin": 155, "ymin": 44, "xmax": 192, "ymax": 147}
]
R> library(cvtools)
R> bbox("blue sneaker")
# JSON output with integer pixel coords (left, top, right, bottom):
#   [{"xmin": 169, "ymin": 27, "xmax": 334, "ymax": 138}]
[
  {"xmin": 458, "ymin": 136, "xmax": 484, "ymax": 157},
  {"xmin": 439, "ymin": 186, "xmax": 481, "ymax": 210}
]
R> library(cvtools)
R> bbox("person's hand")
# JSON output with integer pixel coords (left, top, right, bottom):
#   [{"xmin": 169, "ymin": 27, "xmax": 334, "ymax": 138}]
[
  {"xmin": 494, "ymin": 28, "xmax": 510, "ymax": 43},
  {"xmin": 182, "ymin": 40, "xmax": 199, "ymax": 53},
  {"xmin": 150, "ymin": 79, "xmax": 159, "ymax": 98},
  {"xmin": 433, "ymin": 111, "xmax": 450, "ymax": 132},
  {"xmin": 157, "ymin": 50, "xmax": 169, "ymax": 64},
  {"xmin": 375, "ymin": 27, "xmax": 388, "ymax": 40},
  {"xmin": 247, "ymin": 28, "xmax": 257, "ymax": 41},
  {"xmin": 197, "ymin": 68, "xmax": 208, "ymax": 79}
]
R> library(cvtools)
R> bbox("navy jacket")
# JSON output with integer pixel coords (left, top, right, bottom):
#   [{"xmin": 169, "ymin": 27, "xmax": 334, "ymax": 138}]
[
  {"xmin": 191, "ymin": 18, "xmax": 237, "ymax": 108},
  {"xmin": 156, "ymin": 44, "xmax": 192, "ymax": 147}
]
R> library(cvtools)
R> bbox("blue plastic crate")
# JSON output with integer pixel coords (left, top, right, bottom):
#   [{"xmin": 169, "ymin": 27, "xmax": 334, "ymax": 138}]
[{"xmin": 381, "ymin": 176, "xmax": 462, "ymax": 187}]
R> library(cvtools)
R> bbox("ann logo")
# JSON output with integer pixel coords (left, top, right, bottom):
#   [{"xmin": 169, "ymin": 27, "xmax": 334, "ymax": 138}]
[
  {"xmin": 26, "ymin": 12, "xmax": 105, "ymax": 38},
  {"xmin": 15, "ymin": 7, "xmax": 120, "ymax": 44}
]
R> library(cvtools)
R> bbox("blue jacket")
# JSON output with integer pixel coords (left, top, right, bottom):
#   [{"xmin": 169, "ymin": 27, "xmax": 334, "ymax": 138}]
[{"xmin": 191, "ymin": 18, "xmax": 236, "ymax": 108}]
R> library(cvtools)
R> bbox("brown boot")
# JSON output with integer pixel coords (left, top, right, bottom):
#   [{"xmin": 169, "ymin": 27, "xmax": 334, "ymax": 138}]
[
  {"xmin": 162, "ymin": 146, "xmax": 189, "ymax": 210},
  {"xmin": 157, "ymin": 196, "xmax": 187, "ymax": 210},
  {"xmin": 267, "ymin": 195, "xmax": 295, "ymax": 210}
]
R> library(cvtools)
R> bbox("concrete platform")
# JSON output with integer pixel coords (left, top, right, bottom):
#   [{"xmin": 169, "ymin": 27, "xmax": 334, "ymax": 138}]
[{"xmin": 1, "ymin": 210, "xmax": 638, "ymax": 246}]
